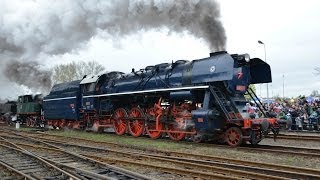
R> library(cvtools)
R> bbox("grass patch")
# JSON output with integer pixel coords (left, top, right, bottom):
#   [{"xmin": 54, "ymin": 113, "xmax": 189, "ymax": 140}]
[{"xmin": 46, "ymin": 130, "xmax": 189, "ymax": 151}]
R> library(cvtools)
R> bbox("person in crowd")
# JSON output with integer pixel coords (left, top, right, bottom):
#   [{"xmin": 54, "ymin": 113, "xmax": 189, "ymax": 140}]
[{"xmin": 249, "ymin": 96, "xmax": 320, "ymax": 131}]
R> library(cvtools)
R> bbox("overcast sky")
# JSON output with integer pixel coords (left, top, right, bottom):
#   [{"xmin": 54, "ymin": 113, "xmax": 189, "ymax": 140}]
[{"xmin": 1, "ymin": 0, "xmax": 320, "ymax": 99}]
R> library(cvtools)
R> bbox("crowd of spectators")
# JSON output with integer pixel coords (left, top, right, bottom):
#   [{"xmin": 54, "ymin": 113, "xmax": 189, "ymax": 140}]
[{"xmin": 247, "ymin": 97, "xmax": 320, "ymax": 131}]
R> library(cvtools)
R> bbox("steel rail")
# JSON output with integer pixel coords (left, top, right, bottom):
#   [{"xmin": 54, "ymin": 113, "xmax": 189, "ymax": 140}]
[
  {"xmin": 2, "ymin": 128, "xmax": 320, "ymax": 179},
  {"xmin": 0, "ymin": 139, "xmax": 117, "ymax": 180},
  {"xmin": 1, "ymin": 137, "xmax": 252, "ymax": 180},
  {"xmin": 2, "ymin": 128, "xmax": 319, "ymax": 158},
  {"xmin": 19, "ymin": 131, "xmax": 320, "ymax": 158},
  {"xmin": 85, "ymin": 154, "xmax": 246, "ymax": 180},
  {"xmin": 43, "ymin": 135, "xmax": 320, "ymax": 177},
  {"xmin": 0, "ymin": 134, "xmax": 151, "ymax": 180},
  {"xmin": 6, "ymin": 130, "xmax": 320, "ymax": 175},
  {"xmin": 275, "ymin": 134, "xmax": 320, "ymax": 141},
  {"xmin": 6, "ymin": 134, "xmax": 319, "ymax": 180},
  {"xmin": 0, "ymin": 133, "xmax": 289, "ymax": 179},
  {"xmin": 0, "ymin": 160, "xmax": 36, "ymax": 180},
  {"xmin": 0, "ymin": 143, "xmax": 79, "ymax": 180},
  {"xmin": 51, "ymin": 140, "xmax": 320, "ymax": 179},
  {"xmin": 11, "ymin": 140, "xmax": 280, "ymax": 180}
]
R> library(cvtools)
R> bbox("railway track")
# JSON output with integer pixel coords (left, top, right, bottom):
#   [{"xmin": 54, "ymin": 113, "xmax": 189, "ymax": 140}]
[
  {"xmin": 242, "ymin": 144, "xmax": 320, "ymax": 158},
  {"xmin": 0, "ymin": 135, "xmax": 150, "ymax": 179},
  {"xmin": 0, "ymin": 141, "xmax": 78, "ymax": 180},
  {"xmin": 2, "ymin": 130, "xmax": 320, "ymax": 180},
  {"xmin": 0, "ymin": 160, "xmax": 34, "ymax": 180},
  {"xmin": 1, "ymin": 134, "xmax": 249, "ymax": 179},
  {"xmin": 15, "ymin": 129, "xmax": 320, "ymax": 158},
  {"xmin": 276, "ymin": 134, "xmax": 320, "ymax": 141},
  {"xmin": 282, "ymin": 130, "xmax": 320, "ymax": 134}
]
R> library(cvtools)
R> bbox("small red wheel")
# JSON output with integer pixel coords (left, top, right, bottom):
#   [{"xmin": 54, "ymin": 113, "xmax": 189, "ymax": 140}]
[
  {"xmin": 166, "ymin": 123, "xmax": 185, "ymax": 141},
  {"xmin": 146, "ymin": 121, "xmax": 163, "ymax": 139},
  {"xmin": 128, "ymin": 107, "xmax": 145, "ymax": 137},
  {"xmin": 112, "ymin": 108, "xmax": 128, "ymax": 135},
  {"xmin": 53, "ymin": 121, "xmax": 59, "ymax": 129},
  {"xmin": 60, "ymin": 120, "xmax": 66, "ymax": 128},
  {"xmin": 26, "ymin": 118, "xmax": 31, "ymax": 127},
  {"xmin": 225, "ymin": 127, "xmax": 243, "ymax": 147},
  {"xmin": 67, "ymin": 121, "xmax": 73, "ymax": 128},
  {"xmin": 30, "ymin": 120, "xmax": 35, "ymax": 127},
  {"xmin": 72, "ymin": 122, "xmax": 81, "ymax": 129}
]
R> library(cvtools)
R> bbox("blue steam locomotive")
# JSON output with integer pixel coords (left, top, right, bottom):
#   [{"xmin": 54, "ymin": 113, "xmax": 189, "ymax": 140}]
[{"xmin": 43, "ymin": 51, "xmax": 279, "ymax": 146}]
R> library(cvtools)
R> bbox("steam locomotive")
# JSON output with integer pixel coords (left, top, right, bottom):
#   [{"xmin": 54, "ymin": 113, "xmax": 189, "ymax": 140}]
[
  {"xmin": 42, "ymin": 51, "xmax": 279, "ymax": 146},
  {"xmin": 16, "ymin": 94, "xmax": 44, "ymax": 127},
  {"xmin": 0, "ymin": 101, "xmax": 17, "ymax": 124},
  {"xmin": 0, "ymin": 95, "xmax": 44, "ymax": 126}
]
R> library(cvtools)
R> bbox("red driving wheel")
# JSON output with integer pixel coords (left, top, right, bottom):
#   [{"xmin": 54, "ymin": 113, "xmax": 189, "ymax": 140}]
[
  {"xmin": 112, "ymin": 108, "xmax": 128, "ymax": 135},
  {"xmin": 128, "ymin": 107, "xmax": 145, "ymax": 137}
]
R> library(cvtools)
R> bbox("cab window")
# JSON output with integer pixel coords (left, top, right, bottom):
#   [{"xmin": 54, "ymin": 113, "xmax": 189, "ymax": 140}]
[{"xmin": 83, "ymin": 83, "xmax": 95, "ymax": 92}]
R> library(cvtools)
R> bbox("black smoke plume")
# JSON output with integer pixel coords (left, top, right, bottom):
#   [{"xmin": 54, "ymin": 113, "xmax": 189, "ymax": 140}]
[
  {"xmin": 4, "ymin": 60, "xmax": 52, "ymax": 93},
  {"xmin": 0, "ymin": 0, "xmax": 226, "ymax": 96}
]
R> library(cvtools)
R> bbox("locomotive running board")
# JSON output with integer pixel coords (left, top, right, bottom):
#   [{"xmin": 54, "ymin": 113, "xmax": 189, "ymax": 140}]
[
  {"xmin": 83, "ymin": 85, "xmax": 209, "ymax": 98},
  {"xmin": 43, "ymin": 96, "xmax": 77, "ymax": 102}
]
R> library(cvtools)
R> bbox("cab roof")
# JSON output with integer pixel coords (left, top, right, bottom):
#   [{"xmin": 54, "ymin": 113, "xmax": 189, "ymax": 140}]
[{"xmin": 80, "ymin": 74, "xmax": 102, "ymax": 84}]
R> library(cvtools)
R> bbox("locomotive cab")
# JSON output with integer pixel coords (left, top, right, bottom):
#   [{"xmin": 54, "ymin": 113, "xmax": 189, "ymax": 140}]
[
  {"xmin": 80, "ymin": 74, "xmax": 107, "ymax": 111},
  {"xmin": 225, "ymin": 53, "xmax": 271, "ymax": 94}
]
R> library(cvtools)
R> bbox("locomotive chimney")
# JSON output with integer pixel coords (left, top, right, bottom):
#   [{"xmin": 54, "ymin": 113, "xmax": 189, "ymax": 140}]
[{"xmin": 210, "ymin": 51, "xmax": 227, "ymax": 57}]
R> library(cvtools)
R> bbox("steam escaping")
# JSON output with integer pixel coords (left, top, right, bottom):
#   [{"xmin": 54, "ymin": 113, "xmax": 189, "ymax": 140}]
[
  {"xmin": 110, "ymin": 0, "xmax": 226, "ymax": 50},
  {"xmin": 0, "ymin": 0, "xmax": 226, "ymax": 97},
  {"xmin": 4, "ymin": 60, "xmax": 52, "ymax": 93}
]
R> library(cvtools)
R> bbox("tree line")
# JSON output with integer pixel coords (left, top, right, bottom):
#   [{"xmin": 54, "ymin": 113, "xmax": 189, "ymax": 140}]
[{"xmin": 52, "ymin": 61, "xmax": 105, "ymax": 84}]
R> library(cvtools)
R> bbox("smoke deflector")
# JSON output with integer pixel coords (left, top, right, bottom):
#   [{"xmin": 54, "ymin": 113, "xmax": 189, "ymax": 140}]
[{"xmin": 249, "ymin": 58, "xmax": 272, "ymax": 84}]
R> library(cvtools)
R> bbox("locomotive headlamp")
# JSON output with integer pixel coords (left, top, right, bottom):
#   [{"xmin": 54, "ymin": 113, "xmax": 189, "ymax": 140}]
[
  {"xmin": 244, "ymin": 53, "xmax": 250, "ymax": 62},
  {"xmin": 231, "ymin": 54, "xmax": 251, "ymax": 64}
]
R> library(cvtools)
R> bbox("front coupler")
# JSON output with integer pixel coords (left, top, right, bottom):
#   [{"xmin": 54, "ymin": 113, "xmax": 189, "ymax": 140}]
[{"xmin": 244, "ymin": 118, "xmax": 280, "ymax": 143}]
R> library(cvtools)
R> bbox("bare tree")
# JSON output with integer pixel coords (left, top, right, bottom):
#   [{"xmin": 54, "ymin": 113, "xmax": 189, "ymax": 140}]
[
  {"xmin": 315, "ymin": 67, "xmax": 320, "ymax": 75},
  {"xmin": 53, "ymin": 60, "xmax": 106, "ymax": 84},
  {"xmin": 76, "ymin": 61, "xmax": 106, "ymax": 79}
]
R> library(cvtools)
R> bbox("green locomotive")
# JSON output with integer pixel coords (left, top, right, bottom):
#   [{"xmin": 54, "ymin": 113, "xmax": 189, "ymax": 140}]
[{"xmin": 17, "ymin": 94, "xmax": 44, "ymax": 127}]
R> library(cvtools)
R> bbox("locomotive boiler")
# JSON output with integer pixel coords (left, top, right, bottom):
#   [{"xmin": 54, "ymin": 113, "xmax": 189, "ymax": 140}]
[{"xmin": 43, "ymin": 51, "xmax": 279, "ymax": 146}]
